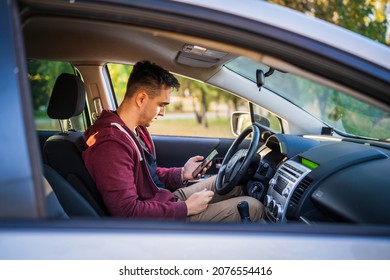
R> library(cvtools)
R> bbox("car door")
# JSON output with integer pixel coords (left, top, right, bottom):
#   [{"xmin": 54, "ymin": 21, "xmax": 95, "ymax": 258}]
[
  {"xmin": 0, "ymin": 0, "xmax": 45, "ymax": 218},
  {"xmin": 1, "ymin": 0, "xmax": 390, "ymax": 263}
]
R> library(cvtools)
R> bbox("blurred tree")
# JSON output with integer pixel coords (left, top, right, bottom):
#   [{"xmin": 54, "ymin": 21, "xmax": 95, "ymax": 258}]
[{"xmin": 175, "ymin": 76, "xmax": 240, "ymax": 129}]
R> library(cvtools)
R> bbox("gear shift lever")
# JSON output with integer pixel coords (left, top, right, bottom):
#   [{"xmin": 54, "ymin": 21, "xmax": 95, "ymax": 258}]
[{"xmin": 237, "ymin": 201, "xmax": 251, "ymax": 223}]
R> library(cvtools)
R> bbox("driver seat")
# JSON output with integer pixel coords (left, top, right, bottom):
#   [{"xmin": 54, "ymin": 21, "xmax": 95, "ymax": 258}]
[{"xmin": 42, "ymin": 73, "xmax": 108, "ymax": 216}]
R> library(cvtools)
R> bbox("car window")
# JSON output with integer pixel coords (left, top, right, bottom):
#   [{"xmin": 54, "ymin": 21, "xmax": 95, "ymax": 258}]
[
  {"xmin": 226, "ymin": 56, "xmax": 390, "ymax": 141},
  {"xmin": 253, "ymin": 105, "xmax": 283, "ymax": 132},
  {"xmin": 28, "ymin": 59, "xmax": 86, "ymax": 131},
  {"xmin": 107, "ymin": 63, "xmax": 281, "ymax": 138}
]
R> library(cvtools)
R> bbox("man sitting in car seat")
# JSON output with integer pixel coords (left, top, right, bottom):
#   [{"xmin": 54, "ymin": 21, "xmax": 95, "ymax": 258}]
[{"xmin": 82, "ymin": 60, "xmax": 263, "ymax": 222}]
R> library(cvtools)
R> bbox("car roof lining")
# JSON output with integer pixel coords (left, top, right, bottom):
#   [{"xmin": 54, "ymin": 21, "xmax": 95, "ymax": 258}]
[
  {"xmin": 22, "ymin": 15, "xmax": 307, "ymax": 85},
  {"xmin": 22, "ymin": 16, "xmax": 240, "ymax": 82}
]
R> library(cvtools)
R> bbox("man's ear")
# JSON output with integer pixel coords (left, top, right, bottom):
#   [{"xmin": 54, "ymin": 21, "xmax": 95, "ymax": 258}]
[{"xmin": 135, "ymin": 91, "xmax": 148, "ymax": 107}]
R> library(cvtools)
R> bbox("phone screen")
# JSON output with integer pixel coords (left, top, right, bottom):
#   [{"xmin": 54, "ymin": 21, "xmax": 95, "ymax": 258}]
[{"xmin": 192, "ymin": 149, "xmax": 218, "ymax": 178}]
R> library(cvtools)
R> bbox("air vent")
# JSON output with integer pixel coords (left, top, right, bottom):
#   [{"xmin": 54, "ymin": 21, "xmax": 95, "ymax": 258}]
[{"xmin": 289, "ymin": 176, "xmax": 313, "ymax": 207}]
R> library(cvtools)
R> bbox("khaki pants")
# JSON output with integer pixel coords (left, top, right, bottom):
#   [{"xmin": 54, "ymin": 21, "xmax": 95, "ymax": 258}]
[{"xmin": 174, "ymin": 176, "xmax": 263, "ymax": 222}]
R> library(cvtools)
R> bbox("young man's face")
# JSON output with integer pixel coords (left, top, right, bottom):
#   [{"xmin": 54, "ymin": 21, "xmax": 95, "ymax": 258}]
[{"xmin": 140, "ymin": 86, "xmax": 170, "ymax": 127}]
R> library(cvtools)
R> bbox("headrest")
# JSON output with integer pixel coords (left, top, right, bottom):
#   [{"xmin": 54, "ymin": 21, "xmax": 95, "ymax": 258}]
[{"xmin": 47, "ymin": 73, "xmax": 86, "ymax": 119}]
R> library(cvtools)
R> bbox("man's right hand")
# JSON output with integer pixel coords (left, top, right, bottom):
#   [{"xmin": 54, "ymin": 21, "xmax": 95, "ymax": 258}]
[{"xmin": 185, "ymin": 188, "xmax": 214, "ymax": 216}]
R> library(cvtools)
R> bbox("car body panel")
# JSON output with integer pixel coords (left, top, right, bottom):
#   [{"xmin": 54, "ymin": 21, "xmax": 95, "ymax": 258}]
[
  {"xmin": 0, "ymin": 0, "xmax": 389, "ymax": 260},
  {"xmin": 0, "ymin": 0, "xmax": 44, "ymax": 218},
  {"xmin": 1, "ymin": 221, "xmax": 390, "ymax": 260}
]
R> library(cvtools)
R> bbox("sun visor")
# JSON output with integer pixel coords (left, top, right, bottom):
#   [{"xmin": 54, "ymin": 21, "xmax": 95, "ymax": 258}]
[{"xmin": 176, "ymin": 44, "xmax": 227, "ymax": 68}]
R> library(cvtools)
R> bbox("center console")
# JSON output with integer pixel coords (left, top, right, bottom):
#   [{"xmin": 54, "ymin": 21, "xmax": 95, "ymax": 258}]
[{"xmin": 264, "ymin": 160, "xmax": 312, "ymax": 223}]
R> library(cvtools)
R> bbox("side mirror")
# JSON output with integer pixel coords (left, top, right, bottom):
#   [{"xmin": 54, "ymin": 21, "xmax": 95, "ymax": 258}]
[{"xmin": 231, "ymin": 111, "xmax": 271, "ymax": 136}]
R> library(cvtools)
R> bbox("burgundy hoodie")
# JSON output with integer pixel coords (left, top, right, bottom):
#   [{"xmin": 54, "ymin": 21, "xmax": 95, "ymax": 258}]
[{"xmin": 82, "ymin": 110, "xmax": 187, "ymax": 220}]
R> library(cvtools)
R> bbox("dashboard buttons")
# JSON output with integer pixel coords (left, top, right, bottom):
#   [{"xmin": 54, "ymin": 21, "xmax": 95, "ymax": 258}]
[
  {"xmin": 264, "ymin": 195, "xmax": 272, "ymax": 208},
  {"xmin": 282, "ymin": 187, "xmax": 290, "ymax": 197},
  {"xmin": 264, "ymin": 160, "xmax": 313, "ymax": 223},
  {"xmin": 272, "ymin": 203, "xmax": 282, "ymax": 219}
]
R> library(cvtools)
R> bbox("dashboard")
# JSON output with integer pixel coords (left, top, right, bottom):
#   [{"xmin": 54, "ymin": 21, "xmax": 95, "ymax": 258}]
[{"xmin": 251, "ymin": 134, "xmax": 390, "ymax": 225}]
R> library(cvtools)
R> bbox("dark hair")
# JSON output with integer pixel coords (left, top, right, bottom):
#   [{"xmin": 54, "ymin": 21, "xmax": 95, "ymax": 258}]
[{"xmin": 124, "ymin": 60, "xmax": 180, "ymax": 99}]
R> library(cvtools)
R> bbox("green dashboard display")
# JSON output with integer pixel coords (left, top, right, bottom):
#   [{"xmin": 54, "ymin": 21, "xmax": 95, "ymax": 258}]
[{"xmin": 301, "ymin": 158, "xmax": 319, "ymax": 170}]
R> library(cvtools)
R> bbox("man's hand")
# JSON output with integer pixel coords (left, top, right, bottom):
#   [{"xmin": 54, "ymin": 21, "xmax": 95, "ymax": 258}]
[
  {"xmin": 182, "ymin": 156, "xmax": 212, "ymax": 181},
  {"xmin": 185, "ymin": 188, "xmax": 214, "ymax": 216}
]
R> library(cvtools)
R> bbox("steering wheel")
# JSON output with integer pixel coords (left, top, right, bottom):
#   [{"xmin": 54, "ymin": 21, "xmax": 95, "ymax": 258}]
[{"xmin": 216, "ymin": 124, "xmax": 260, "ymax": 195}]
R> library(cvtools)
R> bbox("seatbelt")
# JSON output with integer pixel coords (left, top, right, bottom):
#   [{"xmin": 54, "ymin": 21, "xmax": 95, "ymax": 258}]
[{"xmin": 137, "ymin": 128, "xmax": 153, "ymax": 154}]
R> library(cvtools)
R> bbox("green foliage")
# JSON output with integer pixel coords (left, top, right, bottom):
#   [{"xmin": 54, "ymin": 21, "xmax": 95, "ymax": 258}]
[
  {"xmin": 107, "ymin": 63, "xmax": 133, "ymax": 104},
  {"xmin": 28, "ymin": 60, "xmax": 75, "ymax": 111}
]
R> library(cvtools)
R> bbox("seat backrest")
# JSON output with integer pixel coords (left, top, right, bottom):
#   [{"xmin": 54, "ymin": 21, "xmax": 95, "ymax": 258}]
[
  {"xmin": 43, "ymin": 73, "xmax": 108, "ymax": 216},
  {"xmin": 42, "ymin": 174, "xmax": 69, "ymax": 219},
  {"xmin": 43, "ymin": 164, "xmax": 99, "ymax": 218}
]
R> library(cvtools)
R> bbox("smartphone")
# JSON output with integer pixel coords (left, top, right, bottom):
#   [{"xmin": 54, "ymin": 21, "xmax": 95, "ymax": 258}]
[{"xmin": 192, "ymin": 149, "xmax": 218, "ymax": 178}]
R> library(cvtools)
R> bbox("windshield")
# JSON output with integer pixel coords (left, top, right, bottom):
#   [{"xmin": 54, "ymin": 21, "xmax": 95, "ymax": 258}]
[{"xmin": 225, "ymin": 56, "xmax": 390, "ymax": 142}]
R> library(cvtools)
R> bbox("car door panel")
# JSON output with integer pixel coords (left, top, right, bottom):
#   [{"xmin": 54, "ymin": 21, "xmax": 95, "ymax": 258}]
[{"xmin": 153, "ymin": 135, "xmax": 253, "ymax": 175}]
